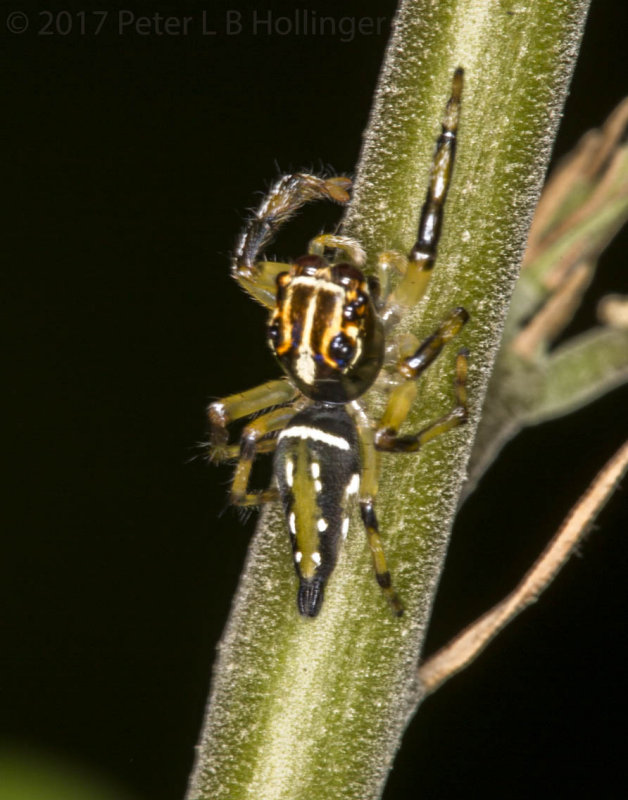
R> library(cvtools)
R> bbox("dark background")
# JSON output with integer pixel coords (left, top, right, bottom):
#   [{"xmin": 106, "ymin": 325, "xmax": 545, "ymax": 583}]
[{"xmin": 3, "ymin": 1, "xmax": 627, "ymax": 798}]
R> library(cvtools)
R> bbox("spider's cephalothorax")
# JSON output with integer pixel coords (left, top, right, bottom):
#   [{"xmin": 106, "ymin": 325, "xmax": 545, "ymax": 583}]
[
  {"xmin": 209, "ymin": 69, "xmax": 469, "ymax": 618},
  {"xmin": 269, "ymin": 256, "xmax": 384, "ymax": 403}
]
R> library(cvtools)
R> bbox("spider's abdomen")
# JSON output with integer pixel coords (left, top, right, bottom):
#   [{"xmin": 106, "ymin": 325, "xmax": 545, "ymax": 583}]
[
  {"xmin": 274, "ymin": 404, "xmax": 361, "ymax": 617},
  {"xmin": 268, "ymin": 257, "xmax": 384, "ymax": 404}
]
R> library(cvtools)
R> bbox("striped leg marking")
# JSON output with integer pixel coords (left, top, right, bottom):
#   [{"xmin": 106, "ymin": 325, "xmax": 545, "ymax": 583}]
[
  {"xmin": 233, "ymin": 173, "xmax": 352, "ymax": 284},
  {"xmin": 384, "ymin": 68, "xmax": 463, "ymax": 323},
  {"xmin": 360, "ymin": 499, "xmax": 404, "ymax": 617},
  {"xmin": 376, "ymin": 306, "xmax": 469, "ymax": 449},
  {"xmin": 230, "ymin": 406, "xmax": 297, "ymax": 507},
  {"xmin": 375, "ymin": 348, "xmax": 469, "ymax": 454},
  {"xmin": 208, "ymin": 379, "xmax": 297, "ymax": 462},
  {"xmin": 400, "ymin": 306, "xmax": 469, "ymax": 380}
]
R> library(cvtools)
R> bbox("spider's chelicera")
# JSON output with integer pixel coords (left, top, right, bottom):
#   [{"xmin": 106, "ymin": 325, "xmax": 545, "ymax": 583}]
[{"xmin": 209, "ymin": 69, "xmax": 469, "ymax": 618}]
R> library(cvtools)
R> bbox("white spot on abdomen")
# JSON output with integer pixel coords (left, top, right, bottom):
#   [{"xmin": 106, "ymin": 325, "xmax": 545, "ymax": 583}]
[
  {"xmin": 346, "ymin": 473, "xmax": 360, "ymax": 495},
  {"xmin": 285, "ymin": 459, "xmax": 294, "ymax": 488}
]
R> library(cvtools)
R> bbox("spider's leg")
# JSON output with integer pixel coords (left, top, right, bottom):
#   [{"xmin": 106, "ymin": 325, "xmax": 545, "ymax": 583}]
[
  {"xmin": 376, "ymin": 250, "xmax": 408, "ymax": 304},
  {"xmin": 399, "ymin": 306, "xmax": 469, "ymax": 380},
  {"xmin": 375, "ymin": 347, "xmax": 469, "ymax": 453},
  {"xmin": 355, "ymin": 412, "xmax": 404, "ymax": 616},
  {"xmin": 236, "ymin": 260, "xmax": 293, "ymax": 310},
  {"xmin": 383, "ymin": 68, "xmax": 463, "ymax": 325},
  {"xmin": 208, "ymin": 379, "xmax": 298, "ymax": 462},
  {"xmin": 230, "ymin": 406, "xmax": 297, "ymax": 507},
  {"xmin": 375, "ymin": 306, "xmax": 468, "ymax": 446},
  {"xmin": 233, "ymin": 173, "xmax": 352, "ymax": 306}
]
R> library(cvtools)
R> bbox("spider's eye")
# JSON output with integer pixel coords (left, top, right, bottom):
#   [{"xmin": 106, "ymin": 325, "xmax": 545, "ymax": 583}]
[
  {"xmin": 355, "ymin": 290, "xmax": 368, "ymax": 308},
  {"xmin": 268, "ymin": 322, "xmax": 280, "ymax": 346},
  {"xmin": 294, "ymin": 254, "xmax": 326, "ymax": 276},
  {"xmin": 329, "ymin": 332, "xmax": 355, "ymax": 367},
  {"xmin": 331, "ymin": 262, "xmax": 364, "ymax": 287},
  {"xmin": 343, "ymin": 291, "xmax": 367, "ymax": 321}
]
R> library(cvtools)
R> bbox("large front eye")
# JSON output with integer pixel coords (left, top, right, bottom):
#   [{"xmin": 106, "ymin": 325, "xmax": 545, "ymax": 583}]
[{"xmin": 329, "ymin": 332, "xmax": 355, "ymax": 367}]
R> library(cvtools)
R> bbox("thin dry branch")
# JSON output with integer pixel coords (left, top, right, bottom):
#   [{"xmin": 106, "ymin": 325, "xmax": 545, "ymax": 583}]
[
  {"xmin": 512, "ymin": 259, "xmax": 592, "ymax": 357},
  {"xmin": 419, "ymin": 440, "xmax": 628, "ymax": 696},
  {"xmin": 524, "ymin": 96, "xmax": 628, "ymax": 268}
]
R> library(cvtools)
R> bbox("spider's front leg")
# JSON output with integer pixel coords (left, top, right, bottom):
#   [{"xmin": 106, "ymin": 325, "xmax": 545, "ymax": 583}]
[
  {"xmin": 381, "ymin": 68, "xmax": 463, "ymax": 325},
  {"xmin": 233, "ymin": 173, "xmax": 352, "ymax": 307}
]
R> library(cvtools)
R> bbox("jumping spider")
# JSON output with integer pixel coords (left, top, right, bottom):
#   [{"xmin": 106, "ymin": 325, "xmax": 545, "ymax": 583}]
[{"xmin": 209, "ymin": 69, "xmax": 469, "ymax": 618}]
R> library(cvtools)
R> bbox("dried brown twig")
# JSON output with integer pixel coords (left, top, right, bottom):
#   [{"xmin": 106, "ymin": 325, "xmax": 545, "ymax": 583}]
[{"xmin": 419, "ymin": 440, "xmax": 628, "ymax": 696}]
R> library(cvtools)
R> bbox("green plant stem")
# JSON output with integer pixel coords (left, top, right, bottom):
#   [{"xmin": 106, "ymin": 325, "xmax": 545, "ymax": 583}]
[
  {"xmin": 465, "ymin": 327, "xmax": 628, "ymax": 496},
  {"xmin": 187, "ymin": 1, "xmax": 591, "ymax": 798}
]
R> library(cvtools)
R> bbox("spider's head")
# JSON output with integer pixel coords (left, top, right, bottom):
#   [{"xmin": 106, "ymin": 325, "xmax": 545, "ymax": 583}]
[{"xmin": 267, "ymin": 254, "xmax": 384, "ymax": 403}]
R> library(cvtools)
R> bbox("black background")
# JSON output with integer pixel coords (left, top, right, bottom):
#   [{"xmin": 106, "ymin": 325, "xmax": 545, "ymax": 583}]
[{"xmin": 3, "ymin": 1, "xmax": 628, "ymax": 798}]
